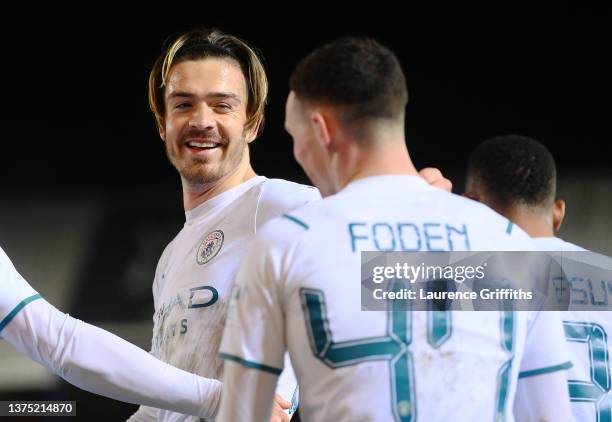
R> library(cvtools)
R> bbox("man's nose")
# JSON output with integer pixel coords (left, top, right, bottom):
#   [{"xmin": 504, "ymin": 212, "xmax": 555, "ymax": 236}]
[{"xmin": 188, "ymin": 103, "xmax": 215, "ymax": 130}]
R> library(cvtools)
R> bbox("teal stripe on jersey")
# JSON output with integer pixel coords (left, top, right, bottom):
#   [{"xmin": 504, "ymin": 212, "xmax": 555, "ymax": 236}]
[
  {"xmin": 518, "ymin": 361, "xmax": 573, "ymax": 378},
  {"xmin": 0, "ymin": 294, "xmax": 43, "ymax": 333},
  {"xmin": 506, "ymin": 220, "xmax": 514, "ymax": 235},
  {"xmin": 219, "ymin": 352, "xmax": 283, "ymax": 375},
  {"xmin": 282, "ymin": 214, "xmax": 309, "ymax": 230}
]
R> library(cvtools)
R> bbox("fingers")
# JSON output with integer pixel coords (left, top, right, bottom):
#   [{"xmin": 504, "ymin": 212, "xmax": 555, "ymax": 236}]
[
  {"xmin": 274, "ymin": 394, "xmax": 292, "ymax": 409},
  {"xmin": 418, "ymin": 167, "xmax": 452, "ymax": 192},
  {"xmin": 269, "ymin": 409, "xmax": 290, "ymax": 422},
  {"xmin": 270, "ymin": 396, "xmax": 291, "ymax": 422}
]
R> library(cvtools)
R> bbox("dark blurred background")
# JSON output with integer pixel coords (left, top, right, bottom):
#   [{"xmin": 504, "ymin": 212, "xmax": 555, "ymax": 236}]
[{"xmin": 0, "ymin": 6, "xmax": 610, "ymax": 420}]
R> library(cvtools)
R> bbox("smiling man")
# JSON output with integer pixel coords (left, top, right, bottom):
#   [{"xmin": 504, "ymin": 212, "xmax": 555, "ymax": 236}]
[{"xmin": 126, "ymin": 28, "xmax": 319, "ymax": 422}]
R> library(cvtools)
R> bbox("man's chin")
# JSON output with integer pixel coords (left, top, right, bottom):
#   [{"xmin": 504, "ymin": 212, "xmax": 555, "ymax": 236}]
[{"xmin": 180, "ymin": 167, "xmax": 222, "ymax": 187}]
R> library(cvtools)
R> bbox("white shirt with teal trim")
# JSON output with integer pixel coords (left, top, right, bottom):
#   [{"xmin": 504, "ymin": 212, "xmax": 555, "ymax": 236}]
[
  {"xmin": 0, "ymin": 245, "xmax": 39, "ymax": 330},
  {"xmin": 0, "ymin": 245, "xmax": 225, "ymax": 417},
  {"xmin": 529, "ymin": 237, "xmax": 610, "ymax": 422},
  {"xmin": 129, "ymin": 176, "xmax": 319, "ymax": 422},
  {"xmin": 218, "ymin": 175, "xmax": 572, "ymax": 422}
]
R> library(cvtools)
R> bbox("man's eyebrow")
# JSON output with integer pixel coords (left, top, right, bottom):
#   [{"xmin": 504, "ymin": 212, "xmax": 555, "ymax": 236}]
[
  {"xmin": 167, "ymin": 92, "xmax": 196, "ymax": 100},
  {"xmin": 205, "ymin": 92, "xmax": 241, "ymax": 103},
  {"xmin": 167, "ymin": 92, "xmax": 241, "ymax": 103}
]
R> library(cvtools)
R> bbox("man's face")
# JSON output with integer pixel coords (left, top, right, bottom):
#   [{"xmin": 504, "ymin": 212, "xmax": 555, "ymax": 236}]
[
  {"xmin": 285, "ymin": 91, "xmax": 334, "ymax": 196},
  {"xmin": 161, "ymin": 58, "xmax": 253, "ymax": 186}
]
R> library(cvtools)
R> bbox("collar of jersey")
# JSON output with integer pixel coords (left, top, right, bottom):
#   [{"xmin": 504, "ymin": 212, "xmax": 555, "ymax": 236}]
[
  {"xmin": 341, "ymin": 174, "xmax": 429, "ymax": 195},
  {"xmin": 185, "ymin": 176, "xmax": 267, "ymax": 224}
]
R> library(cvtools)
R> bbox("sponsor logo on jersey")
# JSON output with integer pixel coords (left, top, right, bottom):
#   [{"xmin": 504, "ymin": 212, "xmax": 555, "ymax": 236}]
[
  {"xmin": 188, "ymin": 285, "xmax": 219, "ymax": 308},
  {"xmin": 197, "ymin": 230, "xmax": 224, "ymax": 265}
]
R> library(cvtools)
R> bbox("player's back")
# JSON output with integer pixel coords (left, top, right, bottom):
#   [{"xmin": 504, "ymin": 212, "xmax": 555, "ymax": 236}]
[
  {"xmin": 273, "ymin": 175, "xmax": 567, "ymax": 421},
  {"xmin": 531, "ymin": 237, "xmax": 612, "ymax": 422}
]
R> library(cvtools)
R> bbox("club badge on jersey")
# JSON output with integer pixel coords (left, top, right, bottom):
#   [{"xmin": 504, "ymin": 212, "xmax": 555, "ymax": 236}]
[{"xmin": 197, "ymin": 230, "xmax": 224, "ymax": 265}]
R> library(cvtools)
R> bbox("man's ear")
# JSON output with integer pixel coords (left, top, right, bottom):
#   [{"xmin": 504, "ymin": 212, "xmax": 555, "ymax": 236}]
[
  {"xmin": 159, "ymin": 124, "xmax": 166, "ymax": 142},
  {"xmin": 311, "ymin": 111, "xmax": 332, "ymax": 150},
  {"xmin": 245, "ymin": 117, "xmax": 262, "ymax": 144},
  {"xmin": 552, "ymin": 199, "xmax": 566, "ymax": 232}
]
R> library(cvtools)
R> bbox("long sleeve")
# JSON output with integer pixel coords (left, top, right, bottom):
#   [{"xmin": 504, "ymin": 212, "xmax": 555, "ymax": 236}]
[{"xmin": 1, "ymin": 246, "xmax": 221, "ymax": 418}]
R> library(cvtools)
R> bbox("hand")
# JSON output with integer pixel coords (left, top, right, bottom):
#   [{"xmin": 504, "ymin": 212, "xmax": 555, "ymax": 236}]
[
  {"xmin": 419, "ymin": 167, "xmax": 452, "ymax": 192},
  {"xmin": 269, "ymin": 394, "xmax": 291, "ymax": 422}
]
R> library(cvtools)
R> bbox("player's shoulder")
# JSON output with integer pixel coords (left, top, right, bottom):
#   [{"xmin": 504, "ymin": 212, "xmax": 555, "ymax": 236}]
[
  {"xmin": 532, "ymin": 237, "xmax": 586, "ymax": 252},
  {"xmin": 265, "ymin": 194, "xmax": 346, "ymax": 241},
  {"xmin": 289, "ymin": 186, "xmax": 523, "ymax": 233},
  {"xmin": 559, "ymin": 239, "xmax": 587, "ymax": 252},
  {"xmin": 0, "ymin": 245, "xmax": 18, "ymax": 285},
  {"xmin": 258, "ymin": 178, "xmax": 320, "ymax": 204},
  {"xmin": 443, "ymin": 193, "xmax": 535, "ymax": 249},
  {"xmin": 161, "ymin": 231, "xmax": 180, "ymax": 255},
  {"xmin": 154, "ymin": 232, "xmax": 182, "ymax": 275},
  {"xmin": 252, "ymin": 197, "xmax": 333, "ymax": 250},
  {"xmin": 254, "ymin": 178, "xmax": 321, "ymax": 229},
  {"xmin": 0, "ymin": 246, "xmax": 12, "ymax": 270},
  {"xmin": 444, "ymin": 191, "xmax": 507, "ymax": 223},
  {"xmin": 456, "ymin": 194, "xmax": 514, "ymax": 226}
]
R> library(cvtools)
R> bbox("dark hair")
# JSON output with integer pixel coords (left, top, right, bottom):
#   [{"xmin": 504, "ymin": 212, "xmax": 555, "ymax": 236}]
[
  {"xmin": 149, "ymin": 28, "xmax": 268, "ymax": 136},
  {"xmin": 289, "ymin": 37, "xmax": 408, "ymax": 128},
  {"xmin": 466, "ymin": 135, "xmax": 557, "ymax": 209}
]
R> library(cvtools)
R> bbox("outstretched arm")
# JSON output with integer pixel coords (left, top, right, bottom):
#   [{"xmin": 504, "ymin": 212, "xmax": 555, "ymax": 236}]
[{"xmin": 0, "ymin": 246, "xmax": 221, "ymax": 419}]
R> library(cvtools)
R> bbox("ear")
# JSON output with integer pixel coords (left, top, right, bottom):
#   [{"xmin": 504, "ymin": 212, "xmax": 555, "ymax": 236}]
[
  {"xmin": 158, "ymin": 124, "xmax": 166, "ymax": 142},
  {"xmin": 245, "ymin": 117, "xmax": 262, "ymax": 144},
  {"xmin": 552, "ymin": 199, "xmax": 566, "ymax": 232},
  {"xmin": 311, "ymin": 111, "xmax": 332, "ymax": 150}
]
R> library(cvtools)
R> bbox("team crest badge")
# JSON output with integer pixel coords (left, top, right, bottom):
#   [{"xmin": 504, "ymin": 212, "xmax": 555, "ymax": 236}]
[{"xmin": 197, "ymin": 230, "xmax": 224, "ymax": 265}]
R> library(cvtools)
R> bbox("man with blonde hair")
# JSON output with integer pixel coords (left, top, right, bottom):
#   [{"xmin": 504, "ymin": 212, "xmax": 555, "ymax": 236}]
[{"xmin": 128, "ymin": 28, "xmax": 319, "ymax": 422}]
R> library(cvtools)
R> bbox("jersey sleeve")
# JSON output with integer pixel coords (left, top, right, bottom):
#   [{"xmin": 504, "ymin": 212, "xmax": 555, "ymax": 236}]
[
  {"xmin": 217, "ymin": 360, "xmax": 282, "ymax": 422},
  {"xmin": 519, "ymin": 311, "xmax": 573, "ymax": 377},
  {"xmin": 1, "ymin": 246, "xmax": 222, "ymax": 418},
  {"xmin": 514, "ymin": 311, "xmax": 572, "ymax": 422},
  {"xmin": 2, "ymin": 298, "xmax": 222, "ymax": 418},
  {"xmin": 0, "ymin": 246, "xmax": 41, "ymax": 335},
  {"xmin": 219, "ymin": 224, "xmax": 287, "ymax": 375},
  {"xmin": 218, "ymin": 224, "xmax": 292, "ymax": 421},
  {"xmin": 513, "ymin": 368, "xmax": 571, "ymax": 422},
  {"xmin": 254, "ymin": 181, "xmax": 320, "ymax": 230}
]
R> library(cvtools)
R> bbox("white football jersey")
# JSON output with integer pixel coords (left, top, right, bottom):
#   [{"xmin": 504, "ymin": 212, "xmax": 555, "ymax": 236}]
[
  {"xmin": 220, "ymin": 175, "xmax": 571, "ymax": 421},
  {"xmin": 141, "ymin": 176, "xmax": 319, "ymax": 421},
  {"xmin": 533, "ymin": 237, "xmax": 612, "ymax": 422},
  {"xmin": 0, "ymin": 245, "xmax": 40, "ymax": 335}
]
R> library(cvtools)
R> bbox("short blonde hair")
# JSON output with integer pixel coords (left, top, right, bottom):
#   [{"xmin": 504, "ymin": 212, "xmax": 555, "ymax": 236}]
[{"xmin": 148, "ymin": 28, "xmax": 268, "ymax": 137}]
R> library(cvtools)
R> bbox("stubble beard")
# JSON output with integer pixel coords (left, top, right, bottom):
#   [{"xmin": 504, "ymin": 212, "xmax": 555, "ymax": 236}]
[{"xmin": 166, "ymin": 136, "xmax": 246, "ymax": 187}]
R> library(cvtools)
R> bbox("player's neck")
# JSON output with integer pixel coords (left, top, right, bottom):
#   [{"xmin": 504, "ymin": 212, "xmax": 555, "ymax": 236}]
[
  {"xmin": 506, "ymin": 207, "xmax": 555, "ymax": 238},
  {"xmin": 181, "ymin": 157, "xmax": 257, "ymax": 212},
  {"xmin": 338, "ymin": 139, "xmax": 418, "ymax": 191}
]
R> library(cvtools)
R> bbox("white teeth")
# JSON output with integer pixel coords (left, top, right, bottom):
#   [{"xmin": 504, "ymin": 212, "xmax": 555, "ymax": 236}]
[{"xmin": 187, "ymin": 141, "xmax": 218, "ymax": 148}]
